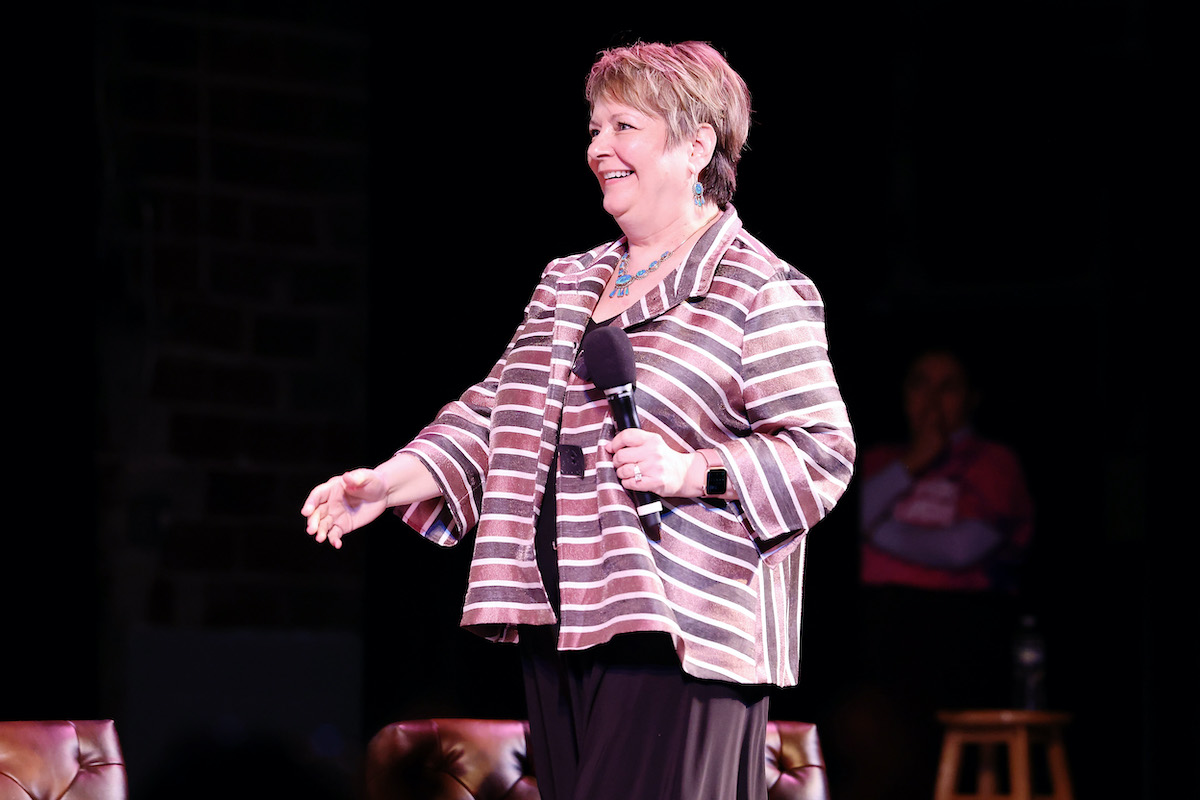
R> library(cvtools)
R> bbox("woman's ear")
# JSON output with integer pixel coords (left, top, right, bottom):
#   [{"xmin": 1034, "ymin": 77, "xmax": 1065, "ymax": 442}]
[{"xmin": 690, "ymin": 123, "xmax": 717, "ymax": 173}]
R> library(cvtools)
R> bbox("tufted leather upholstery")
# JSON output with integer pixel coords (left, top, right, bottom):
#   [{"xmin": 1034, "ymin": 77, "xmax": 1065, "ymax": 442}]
[
  {"xmin": 366, "ymin": 718, "xmax": 828, "ymax": 800},
  {"xmin": 764, "ymin": 720, "xmax": 831, "ymax": 800},
  {"xmin": 0, "ymin": 720, "xmax": 127, "ymax": 800}
]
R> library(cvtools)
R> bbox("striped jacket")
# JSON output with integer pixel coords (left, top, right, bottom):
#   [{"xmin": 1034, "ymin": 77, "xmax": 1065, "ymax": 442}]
[{"xmin": 397, "ymin": 205, "xmax": 855, "ymax": 687}]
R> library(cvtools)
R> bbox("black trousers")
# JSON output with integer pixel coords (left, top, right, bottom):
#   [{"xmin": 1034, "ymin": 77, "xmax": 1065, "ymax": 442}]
[
  {"xmin": 526, "ymin": 452, "xmax": 769, "ymax": 799},
  {"xmin": 519, "ymin": 627, "xmax": 770, "ymax": 800}
]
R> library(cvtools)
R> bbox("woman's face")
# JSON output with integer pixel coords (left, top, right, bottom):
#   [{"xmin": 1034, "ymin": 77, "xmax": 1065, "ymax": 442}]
[
  {"xmin": 904, "ymin": 353, "xmax": 972, "ymax": 435},
  {"xmin": 587, "ymin": 97, "xmax": 697, "ymax": 234}
]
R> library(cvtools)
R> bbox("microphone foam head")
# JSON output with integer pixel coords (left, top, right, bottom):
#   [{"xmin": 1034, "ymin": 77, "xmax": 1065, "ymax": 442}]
[{"xmin": 584, "ymin": 326, "xmax": 637, "ymax": 390}]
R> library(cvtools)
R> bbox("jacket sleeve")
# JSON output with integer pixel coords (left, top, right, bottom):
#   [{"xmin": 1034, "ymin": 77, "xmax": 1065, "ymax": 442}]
[
  {"xmin": 718, "ymin": 266, "xmax": 856, "ymax": 565},
  {"xmin": 393, "ymin": 360, "xmax": 503, "ymax": 546},
  {"xmin": 393, "ymin": 265, "xmax": 562, "ymax": 545}
]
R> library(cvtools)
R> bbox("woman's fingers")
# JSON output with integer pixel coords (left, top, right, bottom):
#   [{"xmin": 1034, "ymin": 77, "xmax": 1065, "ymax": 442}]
[
  {"xmin": 325, "ymin": 525, "xmax": 344, "ymax": 550},
  {"xmin": 300, "ymin": 481, "xmax": 332, "ymax": 517},
  {"xmin": 607, "ymin": 428, "xmax": 661, "ymax": 470},
  {"xmin": 608, "ymin": 430, "xmax": 697, "ymax": 497},
  {"xmin": 607, "ymin": 427, "xmax": 655, "ymax": 455},
  {"xmin": 303, "ymin": 477, "xmax": 348, "ymax": 543},
  {"xmin": 303, "ymin": 467, "xmax": 390, "ymax": 548},
  {"xmin": 617, "ymin": 462, "xmax": 645, "ymax": 482}
]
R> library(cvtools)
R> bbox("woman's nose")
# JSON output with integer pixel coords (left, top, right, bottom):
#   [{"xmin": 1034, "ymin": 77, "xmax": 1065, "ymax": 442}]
[{"xmin": 587, "ymin": 130, "xmax": 610, "ymax": 159}]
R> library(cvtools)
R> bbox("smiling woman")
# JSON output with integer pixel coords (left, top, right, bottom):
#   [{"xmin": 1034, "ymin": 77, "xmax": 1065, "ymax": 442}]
[
  {"xmin": 586, "ymin": 40, "xmax": 750, "ymax": 208},
  {"xmin": 302, "ymin": 40, "xmax": 855, "ymax": 800},
  {"xmin": 585, "ymin": 97, "xmax": 716, "ymax": 318},
  {"xmin": 587, "ymin": 101, "xmax": 693, "ymax": 229},
  {"xmin": 583, "ymin": 42, "xmax": 751, "ymax": 322}
]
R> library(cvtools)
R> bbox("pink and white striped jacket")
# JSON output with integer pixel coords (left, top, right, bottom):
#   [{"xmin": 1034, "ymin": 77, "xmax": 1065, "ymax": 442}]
[{"xmin": 397, "ymin": 206, "xmax": 855, "ymax": 687}]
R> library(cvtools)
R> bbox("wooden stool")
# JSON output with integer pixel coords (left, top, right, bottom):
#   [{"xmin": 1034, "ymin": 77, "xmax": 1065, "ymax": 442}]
[{"xmin": 935, "ymin": 709, "xmax": 1073, "ymax": 800}]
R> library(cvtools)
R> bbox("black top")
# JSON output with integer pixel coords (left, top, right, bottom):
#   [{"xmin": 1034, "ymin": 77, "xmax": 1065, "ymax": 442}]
[{"xmin": 534, "ymin": 317, "xmax": 618, "ymax": 617}]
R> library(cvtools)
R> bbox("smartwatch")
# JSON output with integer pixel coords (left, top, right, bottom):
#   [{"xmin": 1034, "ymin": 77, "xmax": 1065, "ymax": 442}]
[{"xmin": 701, "ymin": 450, "xmax": 727, "ymax": 497}]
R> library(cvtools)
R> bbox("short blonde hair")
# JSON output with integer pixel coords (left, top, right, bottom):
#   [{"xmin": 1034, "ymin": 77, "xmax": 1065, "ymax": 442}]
[{"xmin": 585, "ymin": 41, "xmax": 752, "ymax": 209}]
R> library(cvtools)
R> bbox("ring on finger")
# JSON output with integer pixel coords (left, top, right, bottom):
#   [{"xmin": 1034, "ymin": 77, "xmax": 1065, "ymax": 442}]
[{"xmin": 632, "ymin": 464, "xmax": 643, "ymax": 481}]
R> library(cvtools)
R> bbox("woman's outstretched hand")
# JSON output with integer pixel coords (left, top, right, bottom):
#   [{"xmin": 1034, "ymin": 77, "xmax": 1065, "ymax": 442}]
[{"xmin": 301, "ymin": 468, "xmax": 389, "ymax": 549}]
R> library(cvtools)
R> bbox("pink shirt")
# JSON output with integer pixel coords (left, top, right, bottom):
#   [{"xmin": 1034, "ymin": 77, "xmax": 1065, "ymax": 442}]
[{"xmin": 859, "ymin": 431, "xmax": 1033, "ymax": 592}]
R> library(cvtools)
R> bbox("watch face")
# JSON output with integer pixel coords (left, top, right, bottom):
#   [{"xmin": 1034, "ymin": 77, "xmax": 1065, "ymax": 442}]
[{"xmin": 706, "ymin": 468, "xmax": 727, "ymax": 496}]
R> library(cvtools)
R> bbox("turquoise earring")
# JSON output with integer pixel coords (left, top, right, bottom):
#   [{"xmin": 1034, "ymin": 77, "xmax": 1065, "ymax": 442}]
[{"xmin": 693, "ymin": 182, "xmax": 705, "ymax": 207}]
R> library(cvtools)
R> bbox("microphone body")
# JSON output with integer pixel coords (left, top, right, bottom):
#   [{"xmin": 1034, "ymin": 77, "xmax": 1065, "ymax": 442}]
[
  {"xmin": 602, "ymin": 383, "xmax": 663, "ymax": 535},
  {"xmin": 583, "ymin": 326, "xmax": 663, "ymax": 537}
]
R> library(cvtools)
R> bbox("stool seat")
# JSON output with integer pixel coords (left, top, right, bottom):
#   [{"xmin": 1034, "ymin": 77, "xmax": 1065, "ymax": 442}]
[{"xmin": 935, "ymin": 709, "xmax": 1073, "ymax": 800}]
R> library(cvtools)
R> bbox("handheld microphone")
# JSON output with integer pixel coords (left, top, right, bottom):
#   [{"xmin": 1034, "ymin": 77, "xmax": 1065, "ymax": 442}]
[{"xmin": 583, "ymin": 326, "xmax": 663, "ymax": 536}]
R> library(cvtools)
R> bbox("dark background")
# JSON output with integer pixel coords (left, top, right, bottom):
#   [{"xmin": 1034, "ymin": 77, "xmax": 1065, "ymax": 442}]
[{"xmin": 10, "ymin": 2, "xmax": 1181, "ymax": 798}]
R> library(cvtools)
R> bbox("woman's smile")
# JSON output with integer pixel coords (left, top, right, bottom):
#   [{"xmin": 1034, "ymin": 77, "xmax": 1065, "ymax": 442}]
[{"xmin": 587, "ymin": 98, "xmax": 695, "ymax": 232}]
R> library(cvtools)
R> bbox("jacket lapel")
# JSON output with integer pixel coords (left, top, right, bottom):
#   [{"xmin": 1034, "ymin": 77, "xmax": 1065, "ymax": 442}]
[{"xmin": 618, "ymin": 205, "xmax": 742, "ymax": 329}]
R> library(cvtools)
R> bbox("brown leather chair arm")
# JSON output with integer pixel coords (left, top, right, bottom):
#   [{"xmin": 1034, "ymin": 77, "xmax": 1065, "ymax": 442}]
[
  {"xmin": 766, "ymin": 720, "xmax": 831, "ymax": 800},
  {"xmin": 0, "ymin": 720, "xmax": 127, "ymax": 800},
  {"xmin": 366, "ymin": 719, "xmax": 538, "ymax": 800},
  {"xmin": 366, "ymin": 718, "xmax": 827, "ymax": 800}
]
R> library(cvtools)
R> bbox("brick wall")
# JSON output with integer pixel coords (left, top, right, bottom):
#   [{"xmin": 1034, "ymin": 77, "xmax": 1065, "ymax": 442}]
[{"xmin": 92, "ymin": 2, "xmax": 371, "ymax": 789}]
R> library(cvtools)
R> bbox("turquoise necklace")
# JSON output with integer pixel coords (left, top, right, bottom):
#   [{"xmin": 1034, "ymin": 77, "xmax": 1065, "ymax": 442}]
[{"xmin": 608, "ymin": 235, "xmax": 691, "ymax": 299}]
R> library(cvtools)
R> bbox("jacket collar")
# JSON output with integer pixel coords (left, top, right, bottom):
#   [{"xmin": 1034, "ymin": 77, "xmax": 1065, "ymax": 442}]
[
  {"xmin": 551, "ymin": 204, "xmax": 743, "ymax": 355},
  {"xmin": 605, "ymin": 204, "xmax": 743, "ymax": 328}
]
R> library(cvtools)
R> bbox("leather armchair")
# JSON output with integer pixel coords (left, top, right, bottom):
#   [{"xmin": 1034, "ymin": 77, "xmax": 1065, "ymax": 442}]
[
  {"xmin": 0, "ymin": 720, "xmax": 127, "ymax": 800},
  {"xmin": 366, "ymin": 718, "xmax": 828, "ymax": 800}
]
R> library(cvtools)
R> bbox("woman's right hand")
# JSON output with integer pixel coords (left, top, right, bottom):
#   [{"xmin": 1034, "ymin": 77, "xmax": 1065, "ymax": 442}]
[
  {"xmin": 301, "ymin": 468, "xmax": 389, "ymax": 549},
  {"xmin": 903, "ymin": 401, "xmax": 948, "ymax": 475}
]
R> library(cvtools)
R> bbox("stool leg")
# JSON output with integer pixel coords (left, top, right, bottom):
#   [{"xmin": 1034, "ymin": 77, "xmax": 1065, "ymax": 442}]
[
  {"xmin": 935, "ymin": 730, "xmax": 963, "ymax": 800},
  {"xmin": 1046, "ymin": 731, "xmax": 1074, "ymax": 800},
  {"xmin": 978, "ymin": 741, "xmax": 998, "ymax": 797},
  {"xmin": 1010, "ymin": 726, "xmax": 1032, "ymax": 800}
]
